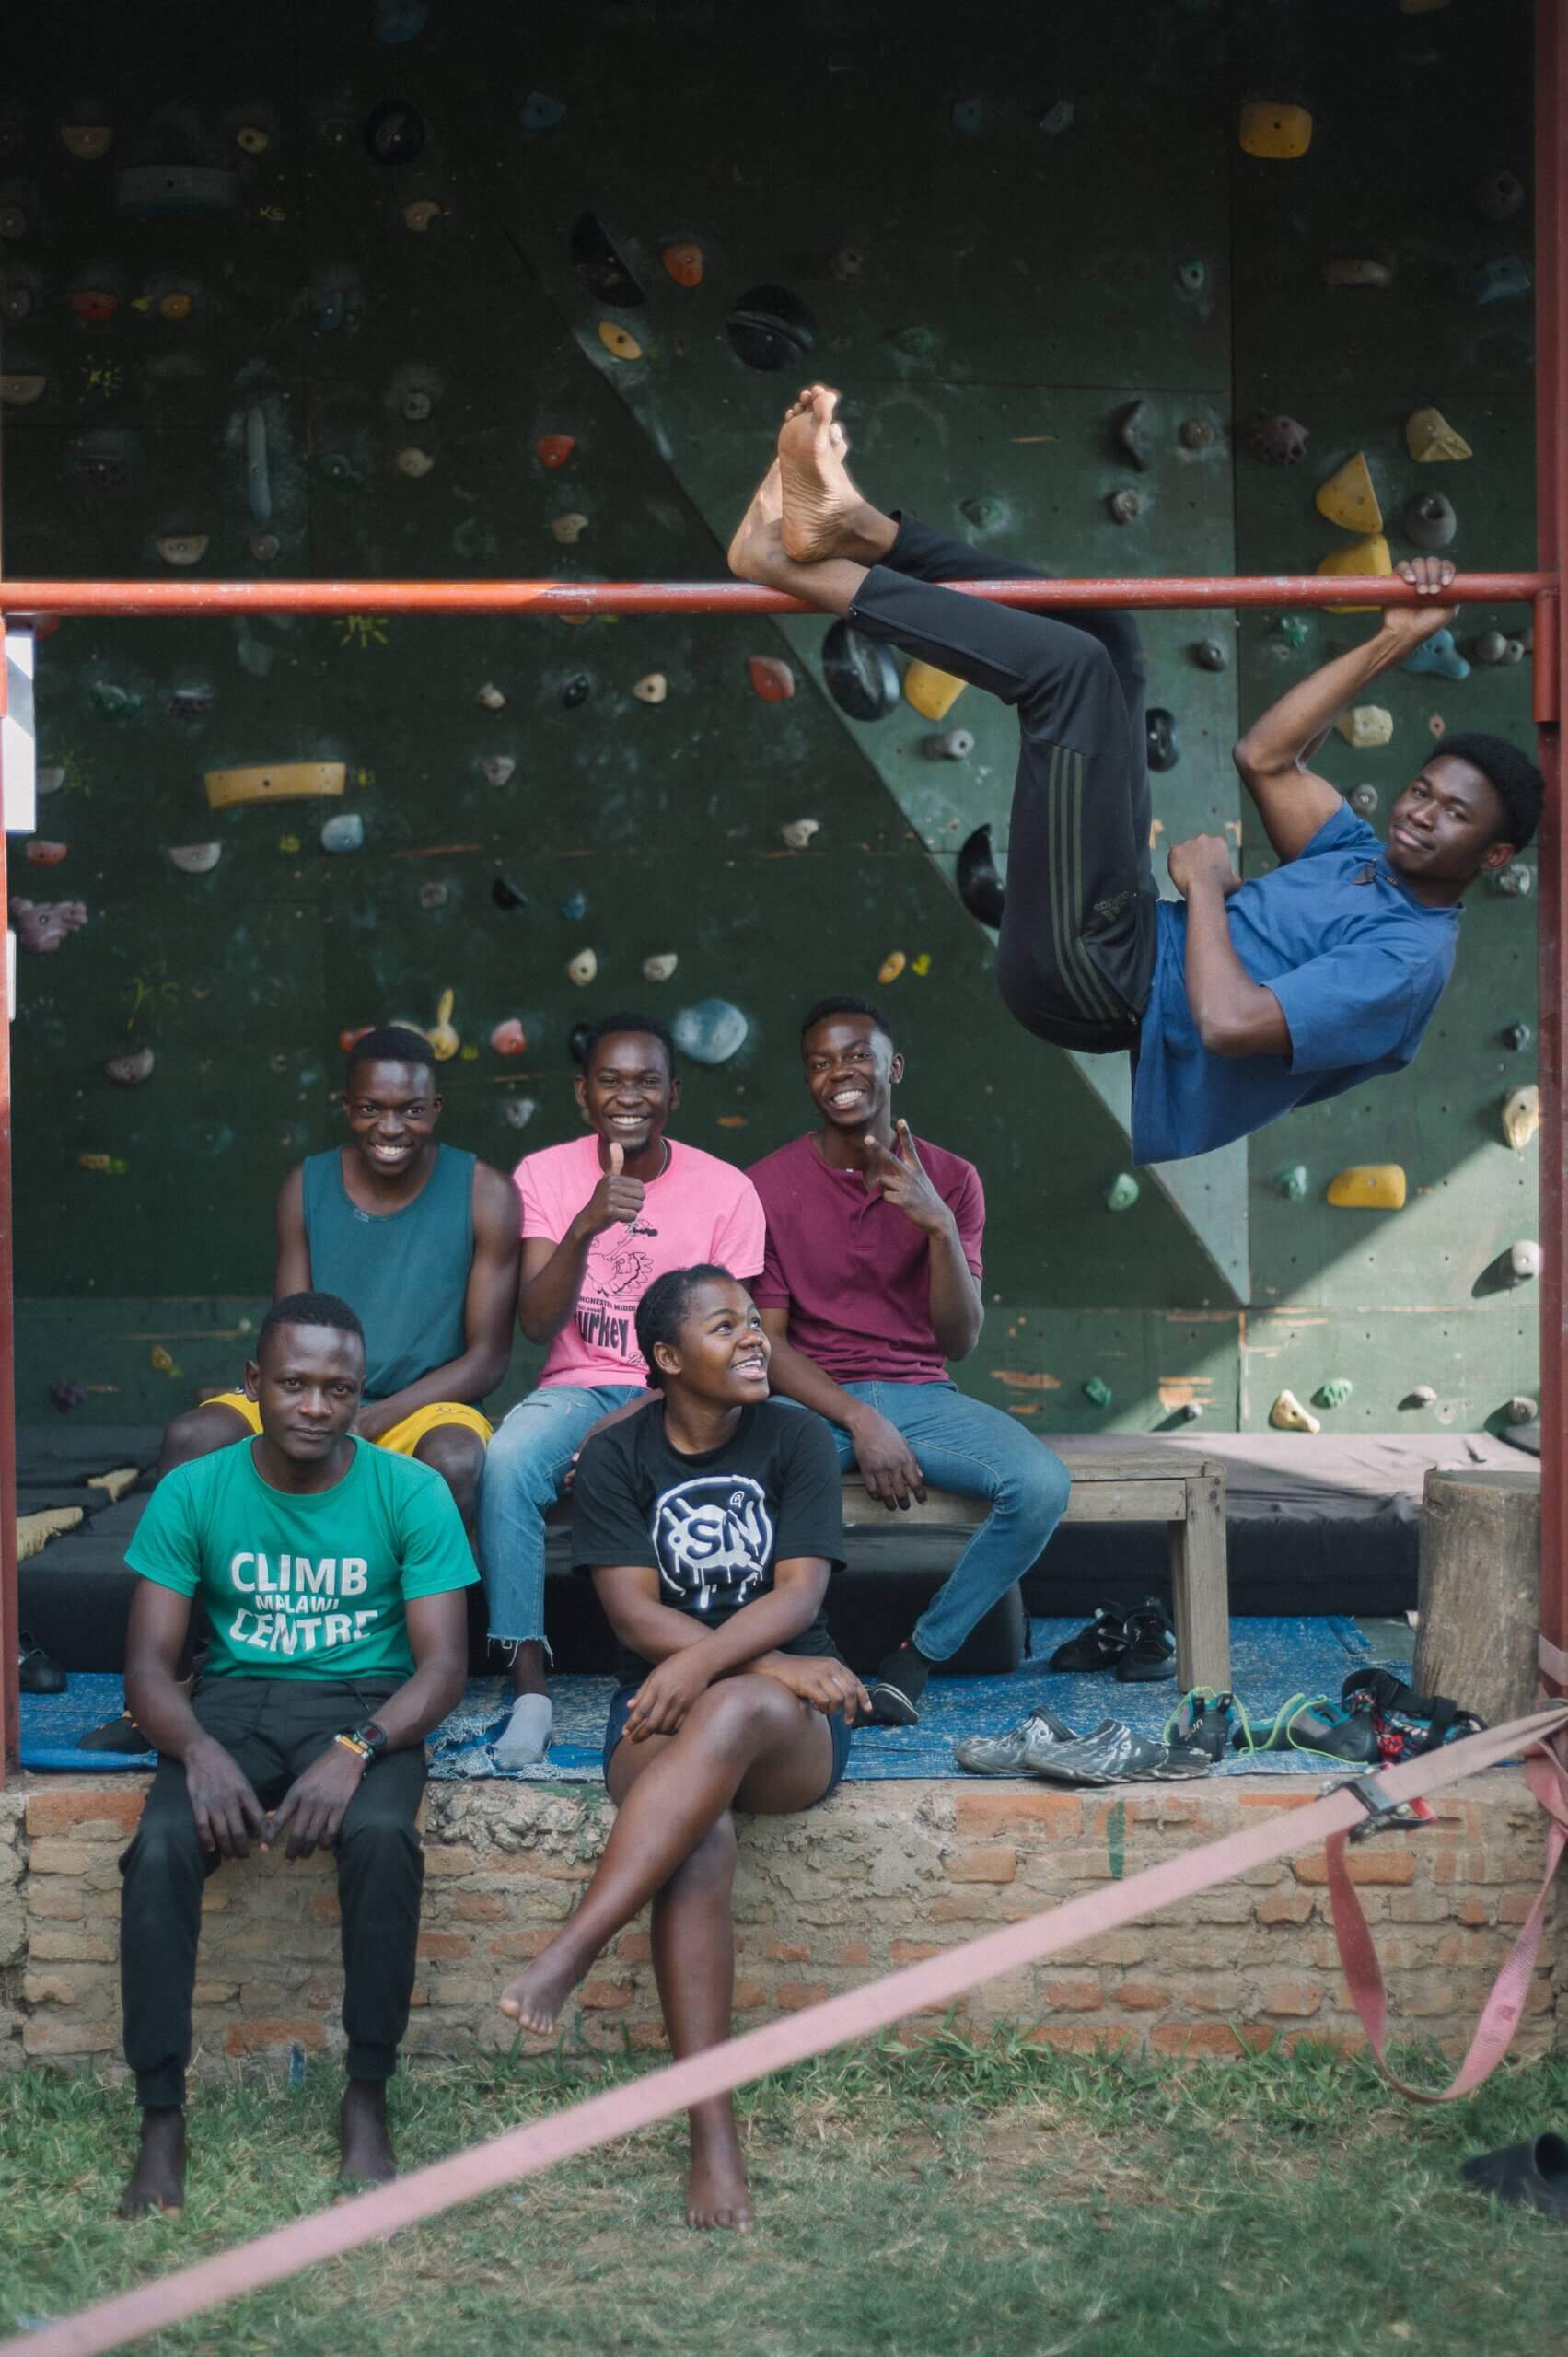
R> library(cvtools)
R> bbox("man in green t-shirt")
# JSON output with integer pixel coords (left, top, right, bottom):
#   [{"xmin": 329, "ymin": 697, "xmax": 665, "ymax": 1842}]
[{"xmin": 116, "ymin": 1290, "xmax": 476, "ymax": 2217}]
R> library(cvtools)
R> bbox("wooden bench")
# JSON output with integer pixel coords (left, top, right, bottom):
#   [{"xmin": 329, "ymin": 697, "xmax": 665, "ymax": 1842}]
[{"xmin": 546, "ymin": 1441, "xmax": 1229, "ymax": 1690}]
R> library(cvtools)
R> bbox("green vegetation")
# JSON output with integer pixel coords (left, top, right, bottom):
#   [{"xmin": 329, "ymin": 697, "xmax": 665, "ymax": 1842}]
[{"xmin": 2, "ymin": 2036, "xmax": 1563, "ymax": 2356}]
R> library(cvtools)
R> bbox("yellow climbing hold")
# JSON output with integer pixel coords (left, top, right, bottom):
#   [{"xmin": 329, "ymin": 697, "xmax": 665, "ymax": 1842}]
[
  {"xmin": 877, "ymin": 951, "xmax": 907, "ymax": 985},
  {"xmin": 1317, "ymin": 533, "xmax": 1393, "ymax": 614},
  {"xmin": 1334, "ymin": 704, "xmax": 1394, "ymax": 749},
  {"xmin": 88, "ymin": 1464, "xmax": 140, "ymax": 1500},
  {"xmin": 1314, "ymin": 452, "xmax": 1382, "ymax": 534},
  {"xmin": 1238, "ymin": 101, "xmax": 1312, "ymax": 159},
  {"xmin": 18, "ymin": 1506, "xmax": 85, "ymax": 1560},
  {"xmin": 902, "ymin": 661, "xmax": 966, "ymax": 721},
  {"xmin": 1270, "ymin": 1388, "xmax": 1321, "ymax": 1434},
  {"xmin": 205, "ymin": 761, "xmax": 347, "ymax": 810},
  {"xmin": 597, "ymin": 321, "xmax": 642, "ymax": 362},
  {"xmin": 426, "ymin": 989, "xmax": 460, "ymax": 1062},
  {"xmin": 1327, "ymin": 1164, "xmax": 1407, "ymax": 1210},
  {"xmin": 550, "ymin": 512, "xmax": 589, "ymax": 544},
  {"xmin": 1406, "ymin": 406, "xmax": 1471, "ymax": 463},
  {"xmin": 633, "ymin": 673, "xmax": 668, "ymax": 705},
  {"xmin": 1502, "ymin": 1084, "xmax": 1541, "ymax": 1153}
]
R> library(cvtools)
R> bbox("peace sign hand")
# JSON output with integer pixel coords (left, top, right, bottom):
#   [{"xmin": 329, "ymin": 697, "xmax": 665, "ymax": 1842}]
[{"xmin": 865, "ymin": 1120, "xmax": 952, "ymax": 1238}]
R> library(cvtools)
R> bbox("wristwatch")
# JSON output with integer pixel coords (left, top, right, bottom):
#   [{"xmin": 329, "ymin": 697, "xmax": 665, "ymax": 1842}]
[{"xmin": 334, "ymin": 1719, "xmax": 390, "ymax": 1764}]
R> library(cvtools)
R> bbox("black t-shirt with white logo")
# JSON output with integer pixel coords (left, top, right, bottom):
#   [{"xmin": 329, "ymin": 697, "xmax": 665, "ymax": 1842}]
[{"xmin": 571, "ymin": 1399, "xmax": 845, "ymax": 1683}]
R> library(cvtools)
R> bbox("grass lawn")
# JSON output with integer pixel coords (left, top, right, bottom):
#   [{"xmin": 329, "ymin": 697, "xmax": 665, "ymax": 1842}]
[{"xmin": 1, "ymin": 2036, "xmax": 1564, "ymax": 2357}]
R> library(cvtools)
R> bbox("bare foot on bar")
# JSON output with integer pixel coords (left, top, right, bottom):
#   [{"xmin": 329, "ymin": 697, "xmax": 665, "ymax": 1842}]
[
  {"xmin": 726, "ymin": 456, "xmax": 786, "ymax": 584},
  {"xmin": 777, "ymin": 384, "xmax": 888, "ymax": 563}
]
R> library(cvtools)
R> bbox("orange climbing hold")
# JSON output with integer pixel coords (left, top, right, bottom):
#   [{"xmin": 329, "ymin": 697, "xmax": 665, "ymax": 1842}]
[
  {"xmin": 748, "ymin": 656, "xmax": 796, "ymax": 702},
  {"xmin": 536, "ymin": 435, "xmax": 575, "ymax": 469},
  {"xmin": 597, "ymin": 321, "xmax": 642, "ymax": 362},
  {"xmin": 662, "ymin": 241, "xmax": 703, "ymax": 288}
]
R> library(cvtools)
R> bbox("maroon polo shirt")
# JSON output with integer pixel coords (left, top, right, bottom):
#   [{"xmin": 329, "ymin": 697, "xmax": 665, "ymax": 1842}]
[{"xmin": 748, "ymin": 1132, "xmax": 985, "ymax": 1386}]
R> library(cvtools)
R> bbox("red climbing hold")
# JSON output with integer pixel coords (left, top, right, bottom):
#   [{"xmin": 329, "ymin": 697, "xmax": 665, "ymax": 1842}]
[
  {"xmin": 71, "ymin": 288, "xmax": 118, "ymax": 321},
  {"xmin": 536, "ymin": 435, "xmax": 575, "ymax": 470},
  {"xmin": 662, "ymin": 241, "xmax": 703, "ymax": 288},
  {"xmin": 748, "ymin": 655, "xmax": 796, "ymax": 702}
]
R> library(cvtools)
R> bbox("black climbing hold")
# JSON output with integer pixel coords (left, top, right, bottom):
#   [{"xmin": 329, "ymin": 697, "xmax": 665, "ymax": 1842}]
[
  {"xmin": 569, "ymin": 211, "xmax": 645, "ymax": 307},
  {"xmin": 491, "ymin": 874, "xmax": 528, "ymax": 911},
  {"xmin": 822, "ymin": 621, "xmax": 900, "ymax": 721},
  {"xmin": 561, "ymin": 673, "xmax": 591, "ymax": 709},
  {"xmin": 1146, "ymin": 709, "xmax": 1180, "ymax": 771},
  {"xmin": 363, "ymin": 101, "xmax": 424, "ymax": 165},
  {"xmin": 1114, "ymin": 399, "xmax": 1152, "ymax": 471},
  {"xmin": 957, "ymin": 823, "xmax": 1006, "ymax": 929},
  {"xmin": 1191, "ymin": 638, "xmax": 1227, "ymax": 672},
  {"xmin": 726, "ymin": 284, "xmax": 816, "ymax": 373},
  {"xmin": 569, "ymin": 1020, "xmax": 592, "ymax": 1066},
  {"xmin": 168, "ymin": 686, "xmax": 215, "ymax": 719}
]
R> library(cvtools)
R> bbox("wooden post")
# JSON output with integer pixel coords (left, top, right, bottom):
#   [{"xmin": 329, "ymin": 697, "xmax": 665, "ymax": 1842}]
[{"xmin": 1414, "ymin": 1469, "xmax": 1541, "ymax": 1725}]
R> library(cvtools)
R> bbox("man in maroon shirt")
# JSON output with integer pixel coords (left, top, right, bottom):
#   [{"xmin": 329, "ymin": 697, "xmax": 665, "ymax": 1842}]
[{"xmin": 748, "ymin": 997, "xmax": 1070, "ymax": 1724}]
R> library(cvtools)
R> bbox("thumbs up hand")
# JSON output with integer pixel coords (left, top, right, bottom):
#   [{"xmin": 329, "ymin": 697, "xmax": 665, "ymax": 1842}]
[{"xmin": 583, "ymin": 1139, "xmax": 646, "ymax": 1234}]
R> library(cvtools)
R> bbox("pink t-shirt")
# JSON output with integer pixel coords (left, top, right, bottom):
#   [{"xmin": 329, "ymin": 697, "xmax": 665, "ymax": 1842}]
[
  {"xmin": 748, "ymin": 1132, "xmax": 985, "ymax": 1385},
  {"xmin": 515, "ymin": 1133, "xmax": 767, "ymax": 1388}
]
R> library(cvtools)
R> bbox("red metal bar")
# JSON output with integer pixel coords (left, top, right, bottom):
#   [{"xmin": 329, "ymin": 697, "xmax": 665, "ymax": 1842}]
[
  {"xmin": 1537, "ymin": 0, "xmax": 1568, "ymax": 1698},
  {"xmin": 0, "ymin": 617, "xmax": 14, "ymax": 1780},
  {"xmin": 0, "ymin": 572, "xmax": 1550, "ymax": 620}
]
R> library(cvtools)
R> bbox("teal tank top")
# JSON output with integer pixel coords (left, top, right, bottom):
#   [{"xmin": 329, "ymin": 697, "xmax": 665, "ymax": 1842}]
[{"xmin": 301, "ymin": 1144, "xmax": 476, "ymax": 1401}]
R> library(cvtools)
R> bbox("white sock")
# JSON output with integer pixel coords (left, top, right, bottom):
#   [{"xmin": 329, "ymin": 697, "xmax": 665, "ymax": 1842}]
[{"xmin": 493, "ymin": 1691, "xmax": 552, "ymax": 1769}]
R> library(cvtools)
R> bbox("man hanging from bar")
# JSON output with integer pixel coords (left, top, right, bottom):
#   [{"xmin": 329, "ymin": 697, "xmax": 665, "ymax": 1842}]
[{"xmin": 727, "ymin": 386, "xmax": 1546, "ymax": 1165}]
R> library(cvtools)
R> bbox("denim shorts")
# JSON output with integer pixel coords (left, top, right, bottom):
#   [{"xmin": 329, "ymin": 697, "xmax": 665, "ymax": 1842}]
[{"xmin": 602, "ymin": 1682, "xmax": 853, "ymax": 1800}]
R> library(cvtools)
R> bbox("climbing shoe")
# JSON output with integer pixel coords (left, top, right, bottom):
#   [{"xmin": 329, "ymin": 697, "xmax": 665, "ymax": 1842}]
[
  {"xmin": 77, "ymin": 1712, "xmax": 153, "ymax": 1754},
  {"xmin": 1048, "ymin": 1601, "xmax": 1131, "ymax": 1673},
  {"xmin": 1028, "ymin": 1719, "xmax": 1210, "ymax": 1787},
  {"xmin": 865, "ymin": 1641, "xmax": 934, "ymax": 1727},
  {"xmin": 1231, "ymin": 1693, "xmax": 1382, "ymax": 1764},
  {"xmin": 1164, "ymin": 1689, "xmax": 1236, "ymax": 1762},
  {"xmin": 1460, "ymin": 2133, "xmax": 1568, "ymax": 2222},
  {"xmin": 1114, "ymin": 1600, "xmax": 1178, "ymax": 1684},
  {"xmin": 18, "ymin": 1632, "xmax": 66, "ymax": 1696},
  {"xmin": 954, "ymin": 1707, "xmax": 1080, "ymax": 1777}
]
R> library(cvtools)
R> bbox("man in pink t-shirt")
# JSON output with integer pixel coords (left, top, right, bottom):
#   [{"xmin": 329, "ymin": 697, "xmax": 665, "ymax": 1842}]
[
  {"xmin": 477, "ymin": 1013, "xmax": 765, "ymax": 1764},
  {"xmin": 749, "ymin": 996, "xmax": 1070, "ymax": 1727}
]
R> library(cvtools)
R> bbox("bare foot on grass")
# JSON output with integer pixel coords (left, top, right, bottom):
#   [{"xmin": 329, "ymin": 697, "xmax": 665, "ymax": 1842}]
[
  {"xmin": 118, "ymin": 2108, "xmax": 186, "ymax": 2218},
  {"xmin": 687, "ymin": 2112, "xmax": 751, "ymax": 2231},
  {"xmin": 338, "ymin": 2082, "xmax": 397, "ymax": 2188}
]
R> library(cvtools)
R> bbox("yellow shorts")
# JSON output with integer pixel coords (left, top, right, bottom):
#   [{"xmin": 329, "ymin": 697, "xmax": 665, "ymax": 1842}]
[{"xmin": 202, "ymin": 1394, "xmax": 493, "ymax": 1454}]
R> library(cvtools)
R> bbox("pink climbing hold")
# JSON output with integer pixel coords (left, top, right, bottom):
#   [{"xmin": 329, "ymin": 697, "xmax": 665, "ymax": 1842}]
[
  {"xmin": 748, "ymin": 655, "xmax": 796, "ymax": 702},
  {"xmin": 24, "ymin": 841, "xmax": 68, "ymax": 865},
  {"xmin": 13, "ymin": 899, "xmax": 87, "ymax": 953},
  {"xmin": 489, "ymin": 1017, "xmax": 528, "ymax": 1057}
]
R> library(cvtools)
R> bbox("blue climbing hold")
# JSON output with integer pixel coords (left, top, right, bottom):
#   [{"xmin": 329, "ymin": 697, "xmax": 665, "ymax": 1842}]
[
  {"xmin": 1474, "ymin": 255, "xmax": 1531, "ymax": 305},
  {"xmin": 952, "ymin": 99, "xmax": 985, "ymax": 134},
  {"xmin": 518, "ymin": 91, "xmax": 566, "ymax": 132},
  {"xmin": 364, "ymin": 101, "xmax": 424, "ymax": 165},
  {"xmin": 372, "ymin": 0, "xmax": 427, "ymax": 41},
  {"xmin": 321, "ymin": 813, "xmax": 365, "ymax": 853},
  {"xmin": 1401, "ymin": 628, "xmax": 1471, "ymax": 681},
  {"xmin": 672, "ymin": 998, "xmax": 749, "ymax": 1067},
  {"xmin": 560, "ymin": 889, "xmax": 587, "ymax": 922}
]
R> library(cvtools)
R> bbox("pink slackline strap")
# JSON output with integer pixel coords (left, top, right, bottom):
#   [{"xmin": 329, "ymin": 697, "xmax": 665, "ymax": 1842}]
[
  {"xmin": 8, "ymin": 1706, "xmax": 1566, "ymax": 2357},
  {"xmin": 1327, "ymin": 1736, "xmax": 1568, "ymax": 2101}
]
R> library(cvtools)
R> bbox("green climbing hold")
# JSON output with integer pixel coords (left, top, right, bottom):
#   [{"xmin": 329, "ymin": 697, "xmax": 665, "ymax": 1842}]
[
  {"xmin": 960, "ymin": 497, "xmax": 1003, "ymax": 528},
  {"xmin": 1276, "ymin": 1164, "xmax": 1308, "ymax": 1201},
  {"xmin": 889, "ymin": 324, "xmax": 937, "ymax": 359},
  {"xmin": 1105, "ymin": 1173, "xmax": 1140, "ymax": 1212},
  {"xmin": 1082, "ymin": 1376, "xmax": 1113, "ymax": 1409},
  {"xmin": 1315, "ymin": 1377, "xmax": 1353, "ymax": 1410},
  {"xmin": 1277, "ymin": 616, "xmax": 1310, "ymax": 651},
  {"xmin": 90, "ymin": 681, "xmax": 143, "ymax": 719}
]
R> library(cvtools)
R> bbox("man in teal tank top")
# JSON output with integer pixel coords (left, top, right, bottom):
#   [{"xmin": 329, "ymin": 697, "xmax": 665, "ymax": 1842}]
[
  {"xmin": 115, "ymin": 1291, "xmax": 475, "ymax": 2214},
  {"xmin": 79, "ymin": 1028, "xmax": 519, "ymax": 1755}
]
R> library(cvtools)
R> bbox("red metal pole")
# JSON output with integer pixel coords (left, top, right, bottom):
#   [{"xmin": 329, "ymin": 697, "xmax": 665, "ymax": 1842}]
[
  {"xmin": 1536, "ymin": 0, "xmax": 1568, "ymax": 1698},
  {"xmin": 0, "ymin": 572, "xmax": 1551, "ymax": 621},
  {"xmin": 0, "ymin": 616, "xmax": 15, "ymax": 1781}
]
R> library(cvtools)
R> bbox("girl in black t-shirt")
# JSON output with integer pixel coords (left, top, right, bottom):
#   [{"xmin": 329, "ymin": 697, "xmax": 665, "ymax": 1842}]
[{"xmin": 498, "ymin": 1263, "xmax": 867, "ymax": 2231}]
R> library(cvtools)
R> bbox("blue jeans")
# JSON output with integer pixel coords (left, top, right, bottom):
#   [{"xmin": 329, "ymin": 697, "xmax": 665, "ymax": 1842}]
[
  {"xmin": 829, "ymin": 1381, "xmax": 1071, "ymax": 1661},
  {"xmin": 477, "ymin": 1383, "xmax": 645, "ymax": 1652}
]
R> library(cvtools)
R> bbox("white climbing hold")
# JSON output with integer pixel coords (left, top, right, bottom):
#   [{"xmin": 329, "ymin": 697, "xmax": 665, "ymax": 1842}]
[
  {"xmin": 567, "ymin": 948, "xmax": 598, "ymax": 987},
  {"xmin": 1502, "ymin": 1085, "xmax": 1540, "ymax": 1152},
  {"xmin": 633, "ymin": 673, "xmax": 668, "ymax": 704},
  {"xmin": 1270, "ymin": 1388, "xmax": 1321, "ymax": 1435},
  {"xmin": 642, "ymin": 952, "xmax": 678, "ymax": 982},
  {"xmin": 168, "ymin": 842, "xmax": 223, "ymax": 874},
  {"xmin": 157, "ymin": 534, "xmax": 209, "ymax": 566},
  {"xmin": 1334, "ymin": 704, "xmax": 1394, "ymax": 749},
  {"xmin": 397, "ymin": 447, "xmax": 435, "ymax": 477},
  {"xmin": 781, "ymin": 818, "xmax": 819, "ymax": 850},
  {"xmin": 479, "ymin": 755, "xmax": 516, "ymax": 787},
  {"xmin": 477, "ymin": 682, "xmax": 506, "ymax": 709},
  {"xmin": 1505, "ymin": 1395, "xmax": 1539, "ymax": 1425},
  {"xmin": 1507, "ymin": 1238, "xmax": 1543, "ymax": 1284},
  {"xmin": 550, "ymin": 512, "xmax": 588, "ymax": 544},
  {"xmin": 502, "ymin": 1096, "xmax": 538, "ymax": 1131}
]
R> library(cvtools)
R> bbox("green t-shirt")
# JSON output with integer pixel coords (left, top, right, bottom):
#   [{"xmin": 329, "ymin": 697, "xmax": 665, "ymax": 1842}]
[{"xmin": 125, "ymin": 1436, "xmax": 477, "ymax": 1682}]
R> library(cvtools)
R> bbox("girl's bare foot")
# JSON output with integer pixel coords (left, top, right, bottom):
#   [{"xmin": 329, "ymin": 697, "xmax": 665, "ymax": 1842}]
[
  {"xmin": 687, "ymin": 2112, "xmax": 751, "ymax": 2231},
  {"xmin": 498, "ymin": 1943, "xmax": 581, "ymax": 2033},
  {"xmin": 777, "ymin": 385, "xmax": 885, "ymax": 563}
]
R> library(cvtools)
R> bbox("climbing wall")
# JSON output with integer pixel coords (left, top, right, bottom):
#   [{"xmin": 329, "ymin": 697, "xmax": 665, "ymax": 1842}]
[{"xmin": 0, "ymin": 0, "xmax": 1542, "ymax": 1440}]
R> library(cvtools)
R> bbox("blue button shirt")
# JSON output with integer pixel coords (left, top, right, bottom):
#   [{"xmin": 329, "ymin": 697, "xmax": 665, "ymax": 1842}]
[{"xmin": 1131, "ymin": 803, "xmax": 1461, "ymax": 1166}]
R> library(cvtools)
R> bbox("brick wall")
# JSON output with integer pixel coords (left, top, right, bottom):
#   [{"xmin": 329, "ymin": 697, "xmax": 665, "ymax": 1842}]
[{"xmin": 0, "ymin": 1771, "xmax": 1559, "ymax": 2074}]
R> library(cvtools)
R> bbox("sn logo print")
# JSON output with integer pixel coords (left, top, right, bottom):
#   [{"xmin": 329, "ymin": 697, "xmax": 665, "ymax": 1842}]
[{"xmin": 652, "ymin": 1476, "xmax": 774, "ymax": 1614}]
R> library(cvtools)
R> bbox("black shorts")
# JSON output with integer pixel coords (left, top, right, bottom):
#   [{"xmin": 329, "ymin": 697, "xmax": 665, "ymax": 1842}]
[{"xmin": 602, "ymin": 1681, "xmax": 853, "ymax": 1800}]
